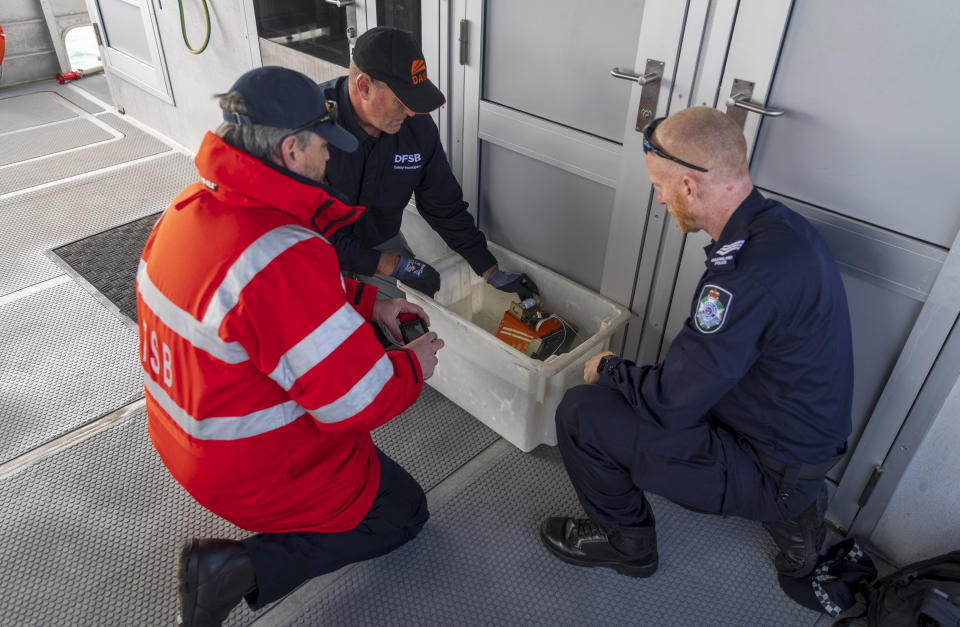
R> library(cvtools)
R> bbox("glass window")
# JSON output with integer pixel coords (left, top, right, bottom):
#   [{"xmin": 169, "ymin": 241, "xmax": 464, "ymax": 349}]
[
  {"xmin": 377, "ymin": 0, "xmax": 421, "ymax": 50},
  {"xmin": 253, "ymin": 0, "xmax": 350, "ymax": 67},
  {"xmin": 65, "ymin": 25, "xmax": 102, "ymax": 71},
  {"xmin": 98, "ymin": 0, "xmax": 152, "ymax": 64}
]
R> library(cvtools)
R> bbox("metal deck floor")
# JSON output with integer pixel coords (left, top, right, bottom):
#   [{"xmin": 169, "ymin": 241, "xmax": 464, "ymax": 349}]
[{"xmin": 0, "ymin": 78, "xmax": 834, "ymax": 625}]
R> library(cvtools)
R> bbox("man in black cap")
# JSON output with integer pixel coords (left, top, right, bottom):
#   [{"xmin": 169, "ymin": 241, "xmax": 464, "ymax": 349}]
[
  {"xmin": 318, "ymin": 26, "xmax": 538, "ymax": 300},
  {"xmin": 138, "ymin": 65, "xmax": 444, "ymax": 626}
]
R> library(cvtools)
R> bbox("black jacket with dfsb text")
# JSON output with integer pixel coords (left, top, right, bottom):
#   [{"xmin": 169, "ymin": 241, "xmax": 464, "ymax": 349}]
[{"xmin": 318, "ymin": 77, "xmax": 497, "ymax": 277}]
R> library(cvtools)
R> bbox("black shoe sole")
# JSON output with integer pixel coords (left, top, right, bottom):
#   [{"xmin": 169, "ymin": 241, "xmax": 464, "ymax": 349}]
[
  {"xmin": 538, "ymin": 529, "xmax": 659, "ymax": 578},
  {"xmin": 178, "ymin": 539, "xmax": 200, "ymax": 626}
]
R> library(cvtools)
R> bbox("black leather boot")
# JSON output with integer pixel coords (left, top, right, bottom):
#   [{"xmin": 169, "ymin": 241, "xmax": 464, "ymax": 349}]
[
  {"xmin": 539, "ymin": 514, "xmax": 658, "ymax": 578},
  {"xmin": 762, "ymin": 484, "xmax": 828, "ymax": 578},
  {"xmin": 178, "ymin": 538, "xmax": 257, "ymax": 626}
]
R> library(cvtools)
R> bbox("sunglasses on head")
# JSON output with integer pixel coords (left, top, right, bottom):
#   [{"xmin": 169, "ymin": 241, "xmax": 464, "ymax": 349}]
[
  {"xmin": 290, "ymin": 100, "xmax": 339, "ymax": 135},
  {"xmin": 642, "ymin": 117, "xmax": 709, "ymax": 173}
]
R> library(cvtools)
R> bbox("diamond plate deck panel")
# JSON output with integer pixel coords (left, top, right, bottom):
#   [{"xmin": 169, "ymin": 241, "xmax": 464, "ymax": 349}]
[
  {"xmin": 0, "ymin": 388, "xmax": 499, "ymax": 625},
  {"xmin": 0, "ymin": 81, "xmax": 105, "ymax": 116},
  {"xmin": 0, "ymin": 152, "xmax": 196, "ymax": 297},
  {"xmin": 0, "ymin": 409, "xmax": 244, "ymax": 626},
  {"xmin": 0, "ymin": 281, "xmax": 142, "ymax": 464},
  {"xmin": 0, "ymin": 91, "xmax": 76, "ymax": 133},
  {"xmin": 0, "ymin": 113, "xmax": 171, "ymax": 195},
  {"xmin": 0, "ymin": 117, "xmax": 114, "ymax": 166},
  {"xmin": 284, "ymin": 445, "xmax": 821, "ymax": 626}
]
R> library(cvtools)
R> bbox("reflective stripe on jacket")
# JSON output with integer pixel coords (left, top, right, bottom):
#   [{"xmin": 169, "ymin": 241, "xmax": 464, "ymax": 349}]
[{"xmin": 137, "ymin": 132, "xmax": 422, "ymax": 533}]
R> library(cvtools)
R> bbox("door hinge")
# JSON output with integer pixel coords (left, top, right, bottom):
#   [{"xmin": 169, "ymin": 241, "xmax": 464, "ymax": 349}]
[
  {"xmin": 92, "ymin": 22, "xmax": 103, "ymax": 47},
  {"xmin": 458, "ymin": 19, "xmax": 468, "ymax": 66},
  {"xmin": 857, "ymin": 464, "xmax": 884, "ymax": 508}
]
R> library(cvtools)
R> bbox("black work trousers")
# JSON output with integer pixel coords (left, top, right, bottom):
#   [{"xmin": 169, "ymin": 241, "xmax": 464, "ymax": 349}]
[
  {"xmin": 242, "ymin": 449, "xmax": 428, "ymax": 608},
  {"xmin": 555, "ymin": 384, "xmax": 822, "ymax": 529}
]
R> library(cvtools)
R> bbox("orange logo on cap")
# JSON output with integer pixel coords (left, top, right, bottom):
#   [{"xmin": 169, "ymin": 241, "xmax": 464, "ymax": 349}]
[{"xmin": 411, "ymin": 59, "xmax": 427, "ymax": 85}]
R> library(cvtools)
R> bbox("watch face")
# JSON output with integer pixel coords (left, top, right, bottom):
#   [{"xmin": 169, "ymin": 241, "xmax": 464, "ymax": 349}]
[{"xmin": 598, "ymin": 356, "xmax": 611, "ymax": 375}]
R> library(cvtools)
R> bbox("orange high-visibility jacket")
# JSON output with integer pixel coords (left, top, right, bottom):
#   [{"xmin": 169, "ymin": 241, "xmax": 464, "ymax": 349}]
[{"xmin": 137, "ymin": 133, "xmax": 423, "ymax": 533}]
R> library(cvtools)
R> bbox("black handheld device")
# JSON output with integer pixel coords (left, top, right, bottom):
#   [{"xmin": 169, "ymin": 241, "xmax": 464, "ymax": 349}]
[{"xmin": 398, "ymin": 313, "xmax": 429, "ymax": 343}]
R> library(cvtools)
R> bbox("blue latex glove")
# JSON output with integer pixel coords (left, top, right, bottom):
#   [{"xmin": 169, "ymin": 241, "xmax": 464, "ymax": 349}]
[
  {"xmin": 487, "ymin": 269, "xmax": 539, "ymax": 300},
  {"xmin": 391, "ymin": 257, "xmax": 441, "ymax": 297}
]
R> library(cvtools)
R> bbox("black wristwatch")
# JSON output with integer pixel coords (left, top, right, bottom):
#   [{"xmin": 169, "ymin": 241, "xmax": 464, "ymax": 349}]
[{"xmin": 597, "ymin": 354, "xmax": 618, "ymax": 377}]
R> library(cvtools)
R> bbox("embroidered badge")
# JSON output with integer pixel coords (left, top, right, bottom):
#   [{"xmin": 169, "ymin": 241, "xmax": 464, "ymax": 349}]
[
  {"xmin": 695, "ymin": 284, "xmax": 733, "ymax": 334},
  {"xmin": 709, "ymin": 239, "xmax": 746, "ymax": 267},
  {"xmin": 715, "ymin": 239, "xmax": 745, "ymax": 256}
]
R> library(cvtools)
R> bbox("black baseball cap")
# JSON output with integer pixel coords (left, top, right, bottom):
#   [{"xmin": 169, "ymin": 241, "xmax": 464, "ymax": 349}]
[
  {"xmin": 352, "ymin": 27, "xmax": 446, "ymax": 114},
  {"xmin": 225, "ymin": 66, "xmax": 358, "ymax": 152}
]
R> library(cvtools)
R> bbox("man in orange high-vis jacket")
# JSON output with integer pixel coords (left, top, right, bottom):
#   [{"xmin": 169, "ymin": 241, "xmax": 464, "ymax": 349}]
[{"xmin": 136, "ymin": 66, "xmax": 445, "ymax": 626}]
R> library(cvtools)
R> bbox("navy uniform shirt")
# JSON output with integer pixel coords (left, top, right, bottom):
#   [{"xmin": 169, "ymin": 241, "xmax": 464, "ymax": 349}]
[
  {"xmin": 599, "ymin": 188, "xmax": 853, "ymax": 466},
  {"xmin": 318, "ymin": 76, "xmax": 497, "ymax": 277}
]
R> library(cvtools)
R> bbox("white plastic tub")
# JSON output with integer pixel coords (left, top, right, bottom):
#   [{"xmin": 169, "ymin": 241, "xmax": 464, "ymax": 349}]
[{"xmin": 399, "ymin": 243, "xmax": 631, "ymax": 452}]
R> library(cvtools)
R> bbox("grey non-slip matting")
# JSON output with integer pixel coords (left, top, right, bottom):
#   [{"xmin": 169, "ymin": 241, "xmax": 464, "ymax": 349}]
[
  {"xmin": 0, "ymin": 280, "xmax": 142, "ymax": 465},
  {"xmin": 51, "ymin": 212, "xmax": 161, "ymax": 324},
  {"xmin": 0, "ymin": 117, "xmax": 114, "ymax": 166},
  {"xmin": 0, "ymin": 152, "xmax": 196, "ymax": 297},
  {"xmin": 0, "ymin": 113, "xmax": 172, "ymax": 195},
  {"xmin": 0, "ymin": 389, "xmax": 499, "ymax": 626},
  {"xmin": 286, "ymin": 445, "xmax": 821, "ymax": 626}
]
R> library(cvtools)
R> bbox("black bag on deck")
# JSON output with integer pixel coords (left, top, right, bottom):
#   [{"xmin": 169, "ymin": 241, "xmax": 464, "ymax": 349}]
[{"xmin": 860, "ymin": 549, "xmax": 960, "ymax": 626}]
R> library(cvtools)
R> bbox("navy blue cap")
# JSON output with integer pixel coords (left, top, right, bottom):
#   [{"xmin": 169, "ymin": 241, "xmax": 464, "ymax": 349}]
[
  {"xmin": 777, "ymin": 538, "xmax": 877, "ymax": 617},
  {"xmin": 225, "ymin": 66, "xmax": 358, "ymax": 152}
]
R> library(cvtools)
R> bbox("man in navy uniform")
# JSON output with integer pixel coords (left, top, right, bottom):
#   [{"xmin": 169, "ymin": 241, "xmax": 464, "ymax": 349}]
[
  {"xmin": 318, "ymin": 27, "xmax": 537, "ymax": 301},
  {"xmin": 539, "ymin": 107, "xmax": 853, "ymax": 579}
]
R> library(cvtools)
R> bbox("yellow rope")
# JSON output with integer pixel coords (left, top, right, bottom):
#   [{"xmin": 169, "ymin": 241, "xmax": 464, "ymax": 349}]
[{"xmin": 178, "ymin": 0, "xmax": 210, "ymax": 54}]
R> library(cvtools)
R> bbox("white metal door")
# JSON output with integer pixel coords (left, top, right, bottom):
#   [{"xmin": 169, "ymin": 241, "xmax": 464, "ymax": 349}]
[
  {"xmin": 85, "ymin": 0, "xmax": 174, "ymax": 103},
  {"xmin": 460, "ymin": 0, "xmax": 697, "ymax": 294}
]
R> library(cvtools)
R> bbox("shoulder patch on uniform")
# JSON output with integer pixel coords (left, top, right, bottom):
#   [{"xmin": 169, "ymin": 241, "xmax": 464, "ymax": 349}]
[
  {"xmin": 695, "ymin": 284, "xmax": 733, "ymax": 334},
  {"xmin": 709, "ymin": 238, "xmax": 746, "ymax": 268}
]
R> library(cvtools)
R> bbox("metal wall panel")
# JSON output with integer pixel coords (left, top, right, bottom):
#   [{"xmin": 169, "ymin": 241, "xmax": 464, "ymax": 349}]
[
  {"xmin": 478, "ymin": 141, "xmax": 614, "ymax": 291},
  {"xmin": 481, "ymin": 0, "xmax": 645, "ymax": 144},
  {"xmin": 750, "ymin": 1, "xmax": 960, "ymax": 248},
  {"xmin": 1, "ymin": 0, "xmax": 45, "ymax": 22},
  {"xmin": 0, "ymin": 5, "xmax": 59, "ymax": 87},
  {"xmin": 3, "ymin": 19, "xmax": 56, "ymax": 55}
]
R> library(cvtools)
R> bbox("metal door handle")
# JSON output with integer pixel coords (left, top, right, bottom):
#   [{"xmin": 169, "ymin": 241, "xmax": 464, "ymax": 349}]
[
  {"xmin": 610, "ymin": 66, "xmax": 662, "ymax": 86},
  {"xmin": 726, "ymin": 92, "xmax": 784, "ymax": 117}
]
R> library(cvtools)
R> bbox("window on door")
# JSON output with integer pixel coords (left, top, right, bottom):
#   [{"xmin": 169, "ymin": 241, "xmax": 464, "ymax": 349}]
[
  {"xmin": 376, "ymin": 0, "xmax": 421, "ymax": 49},
  {"xmin": 252, "ymin": 0, "xmax": 351, "ymax": 67},
  {"xmin": 92, "ymin": 0, "xmax": 173, "ymax": 103}
]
